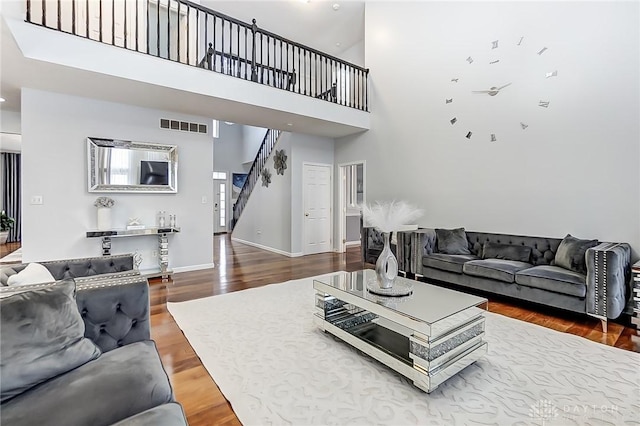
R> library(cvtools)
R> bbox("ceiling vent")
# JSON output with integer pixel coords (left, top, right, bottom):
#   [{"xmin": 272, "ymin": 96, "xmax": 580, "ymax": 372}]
[{"xmin": 160, "ymin": 118, "xmax": 207, "ymax": 134}]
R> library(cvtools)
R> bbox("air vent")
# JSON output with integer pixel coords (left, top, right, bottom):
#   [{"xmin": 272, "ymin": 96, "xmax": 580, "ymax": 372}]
[{"xmin": 160, "ymin": 119, "xmax": 207, "ymax": 134}]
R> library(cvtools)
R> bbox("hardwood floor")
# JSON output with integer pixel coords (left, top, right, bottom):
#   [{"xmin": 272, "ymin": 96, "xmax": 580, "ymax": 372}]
[
  {"xmin": 148, "ymin": 234, "xmax": 637, "ymax": 425},
  {"xmin": 0, "ymin": 241, "xmax": 20, "ymax": 259}
]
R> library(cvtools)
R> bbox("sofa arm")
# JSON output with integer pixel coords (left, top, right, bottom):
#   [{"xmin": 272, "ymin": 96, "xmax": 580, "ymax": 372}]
[
  {"xmin": 76, "ymin": 276, "xmax": 151, "ymax": 353},
  {"xmin": 586, "ymin": 242, "xmax": 631, "ymax": 321},
  {"xmin": 411, "ymin": 228, "xmax": 437, "ymax": 276}
]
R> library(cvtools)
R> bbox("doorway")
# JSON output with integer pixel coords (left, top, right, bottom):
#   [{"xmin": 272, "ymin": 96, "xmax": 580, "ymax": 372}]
[
  {"xmin": 302, "ymin": 163, "xmax": 332, "ymax": 255},
  {"xmin": 213, "ymin": 171, "xmax": 228, "ymax": 234},
  {"xmin": 338, "ymin": 161, "xmax": 365, "ymax": 253}
]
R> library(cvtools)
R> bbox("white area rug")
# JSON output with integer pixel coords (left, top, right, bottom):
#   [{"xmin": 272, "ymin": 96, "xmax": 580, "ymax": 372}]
[
  {"xmin": 168, "ymin": 274, "xmax": 640, "ymax": 425},
  {"xmin": 0, "ymin": 248, "xmax": 21, "ymax": 264}
]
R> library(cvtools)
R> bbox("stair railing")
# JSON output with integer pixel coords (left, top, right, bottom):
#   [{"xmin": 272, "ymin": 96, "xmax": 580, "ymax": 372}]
[
  {"xmin": 232, "ymin": 128, "xmax": 281, "ymax": 227},
  {"xmin": 25, "ymin": 0, "xmax": 370, "ymax": 111}
]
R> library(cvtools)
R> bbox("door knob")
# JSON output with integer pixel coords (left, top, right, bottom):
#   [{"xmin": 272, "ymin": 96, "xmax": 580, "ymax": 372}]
[{"xmin": 305, "ymin": 213, "xmax": 309, "ymax": 217}]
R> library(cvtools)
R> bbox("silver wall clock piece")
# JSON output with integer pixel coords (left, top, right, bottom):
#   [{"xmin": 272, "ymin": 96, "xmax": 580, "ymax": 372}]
[{"xmin": 446, "ymin": 36, "xmax": 557, "ymax": 141}]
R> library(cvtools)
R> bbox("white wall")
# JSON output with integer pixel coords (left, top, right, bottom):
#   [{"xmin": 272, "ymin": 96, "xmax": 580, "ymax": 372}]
[
  {"xmin": 1, "ymin": 110, "xmax": 22, "ymax": 152},
  {"xmin": 21, "ymin": 89, "xmax": 214, "ymax": 271},
  {"xmin": 336, "ymin": 1, "xmax": 640, "ymax": 257},
  {"xmin": 241, "ymin": 125, "xmax": 268, "ymax": 165},
  {"xmin": 232, "ymin": 135, "xmax": 292, "ymax": 254},
  {"xmin": 338, "ymin": 40, "xmax": 365, "ymax": 68}
]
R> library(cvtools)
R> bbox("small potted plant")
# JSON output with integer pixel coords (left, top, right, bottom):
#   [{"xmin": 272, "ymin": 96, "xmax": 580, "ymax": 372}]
[{"xmin": 0, "ymin": 210, "xmax": 15, "ymax": 244}]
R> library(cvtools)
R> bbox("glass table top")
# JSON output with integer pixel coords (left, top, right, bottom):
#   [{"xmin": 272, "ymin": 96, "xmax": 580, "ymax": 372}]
[{"xmin": 314, "ymin": 269, "xmax": 487, "ymax": 326}]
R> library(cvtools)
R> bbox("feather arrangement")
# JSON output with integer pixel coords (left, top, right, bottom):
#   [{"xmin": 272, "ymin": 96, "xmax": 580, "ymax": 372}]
[{"xmin": 362, "ymin": 201, "xmax": 423, "ymax": 233}]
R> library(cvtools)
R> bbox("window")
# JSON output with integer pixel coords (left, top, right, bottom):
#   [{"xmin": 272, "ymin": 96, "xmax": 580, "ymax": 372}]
[
  {"xmin": 219, "ymin": 183, "xmax": 226, "ymax": 227},
  {"xmin": 212, "ymin": 171, "xmax": 227, "ymax": 180},
  {"xmin": 212, "ymin": 120, "xmax": 219, "ymax": 138}
]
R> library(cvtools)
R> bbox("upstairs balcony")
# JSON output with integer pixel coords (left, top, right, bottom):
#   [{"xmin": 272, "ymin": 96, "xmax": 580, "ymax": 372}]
[{"xmin": 3, "ymin": 0, "xmax": 370, "ymax": 137}]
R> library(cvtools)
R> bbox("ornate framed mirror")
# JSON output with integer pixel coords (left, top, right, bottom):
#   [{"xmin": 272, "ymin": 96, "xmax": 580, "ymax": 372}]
[{"xmin": 87, "ymin": 137, "xmax": 178, "ymax": 193}]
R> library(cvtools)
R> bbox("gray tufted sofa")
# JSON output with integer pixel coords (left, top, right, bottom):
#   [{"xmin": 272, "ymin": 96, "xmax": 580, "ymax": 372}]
[
  {"xmin": 409, "ymin": 230, "xmax": 632, "ymax": 331},
  {"xmin": 0, "ymin": 254, "xmax": 188, "ymax": 426}
]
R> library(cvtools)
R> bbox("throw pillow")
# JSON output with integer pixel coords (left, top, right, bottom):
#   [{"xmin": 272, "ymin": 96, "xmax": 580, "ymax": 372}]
[
  {"xmin": 482, "ymin": 241, "xmax": 532, "ymax": 263},
  {"xmin": 435, "ymin": 228, "xmax": 471, "ymax": 255},
  {"xmin": 6, "ymin": 263, "xmax": 55, "ymax": 286},
  {"xmin": 555, "ymin": 234, "xmax": 599, "ymax": 274},
  {"xmin": 0, "ymin": 279, "xmax": 101, "ymax": 402}
]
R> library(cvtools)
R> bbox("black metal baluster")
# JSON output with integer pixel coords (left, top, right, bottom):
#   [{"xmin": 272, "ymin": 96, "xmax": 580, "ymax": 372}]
[
  {"xmin": 71, "ymin": 0, "xmax": 76, "ymax": 34},
  {"xmin": 195, "ymin": 10, "xmax": 199, "ymax": 64},
  {"xmin": 146, "ymin": 0, "xmax": 149, "ymax": 52},
  {"xmin": 124, "ymin": 0, "xmax": 127, "ymax": 48},
  {"xmin": 236, "ymin": 24, "xmax": 240, "ymax": 76},
  {"xmin": 260, "ymin": 32, "xmax": 264, "ymax": 83},
  {"xmin": 57, "ymin": 0, "xmax": 61, "ymax": 30},
  {"xmin": 166, "ymin": 0, "xmax": 170, "ymax": 59},
  {"xmin": 156, "ymin": 0, "xmax": 159, "ymax": 55},
  {"xmin": 222, "ymin": 19, "xmax": 225, "ymax": 73},
  {"xmin": 212, "ymin": 14, "xmax": 215, "ymax": 71},
  {"xmin": 136, "ymin": 0, "xmax": 139, "ymax": 51},
  {"xmin": 365, "ymin": 69, "xmax": 369, "ymax": 111},
  {"xmin": 26, "ymin": 0, "xmax": 31, "ymax": 23},
  {"xmin": 244, "ymin": 26, "xmax": 248, "ymax": 79},
  {"xmin": 297, "ymin": 46, "xmax": 301, "ymax": 94},
  {"xmin": 112, "ymin": 0, "xmax": 115, "ymax": 44},
  {"xmin": 186, "ymin": 6, "xmax": 190, "ymax": 64},
  {"xmin": 177, "ymin": 1, "xmax": 180, "ymax": 61},
  {"xmin": 42, "ymin": 0, "xmax": 46, "ymax": 26},
  {"xmin": 206, "ymin": 14, "xmax": 210, "ymax": 69}
]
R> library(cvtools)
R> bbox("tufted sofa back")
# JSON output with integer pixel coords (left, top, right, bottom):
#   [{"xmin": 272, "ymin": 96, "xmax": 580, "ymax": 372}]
[
  {"xmin": 0, "ymin": 254, "xmax": 134, "ymax": 286},
  {"xmin": 464, "ymin": 232, "xmax": 563, "ymax": 266},
  {"xmin": 76, "ymin": 278, "xmax": 150, "ymax": 353}
]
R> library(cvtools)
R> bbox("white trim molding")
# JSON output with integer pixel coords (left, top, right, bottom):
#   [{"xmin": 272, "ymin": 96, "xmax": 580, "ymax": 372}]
[
  {"xmin": 173, "ymin": 263, "xmax": 216, "ymax": 274},
  {"xmin": 232, "ymin": 237, "xmax": 303, "ymax": 258}
]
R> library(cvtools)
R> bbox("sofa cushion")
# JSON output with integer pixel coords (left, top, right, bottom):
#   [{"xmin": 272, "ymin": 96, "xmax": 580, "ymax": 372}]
[
  {"xmin": 435, "ymin": 228, "xmax": 471, "ymax": 255},
  {"xmin": 111, "ymin": 403, "xmax": 187, "ymax": 426},
  {"xmin": 515, "ymin": 265, "xmax": 587, "ymax": 298},
  {"xmin": 482, "ymin": 241, "xmax": 532, "ymax": 263},
  {"xmin": 0, "ymin": 279, "xmax": 101, "ymax": 402},
  {"xmin": 555, "ymin": 234, "xmax": 599, "ymax": 274},
  {"xmin": 0, "ymin": 340, "xmax": 173, "ymax": 426},
  {"xmin": 463, "ymin": 259, "xmax": 532, "ymax": 283},
  {"xmin": 6, "ymin": 263, "xmax": 55, "ymax": 286},
  {"xmin": 423, "ymin": 253, "xmax": 479, "ymax": 274}
]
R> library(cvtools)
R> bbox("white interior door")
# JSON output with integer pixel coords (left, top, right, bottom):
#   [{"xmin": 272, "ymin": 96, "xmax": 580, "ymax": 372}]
[{"xmin": 303, "ymin": 163, "xmax": 332, "ymax": 255}]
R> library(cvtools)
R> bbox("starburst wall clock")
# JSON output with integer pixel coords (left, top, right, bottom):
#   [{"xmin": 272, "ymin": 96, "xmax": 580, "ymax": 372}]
[{"xmin": 447, "ymin": 36, "xmax": 558, "ymax": 142}]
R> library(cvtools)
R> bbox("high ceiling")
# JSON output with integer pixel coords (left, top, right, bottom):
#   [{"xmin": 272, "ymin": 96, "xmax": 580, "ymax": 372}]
[{"xmin": 0, "ymin": 0, "xmax": 365, "ymax": 114}]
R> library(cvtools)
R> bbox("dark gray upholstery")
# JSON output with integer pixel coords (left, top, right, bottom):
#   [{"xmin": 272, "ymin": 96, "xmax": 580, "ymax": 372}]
[
  {"xmin": 435, "ymin": 228, "xmax": 471, "ymax": 255},
  {"xmin": 0, "ymin": 279, "xmax": 101, "ymax": 402},
  {"xmin": 482, "ymin": 241, "xmax": 532, "ymax": 263},
  {"xmin": 555, "ymin": 234, "xmax": 599, "ymax": 274},
  {"xmin": 463, "ymin": 259, "xmax": 532, "ymax": 283},
  {"xmin": 423, "ymin": 254, "xmax": 479, "ymax": 274},
  {"xmin": 515, "ymin": 265, "xmax": 587, "ymax": 298},
  {"xmin": 0, "ymin": 341, "xmax": 173, "ymax": 426},
  {"xmin": 0, "ymin": 254, "xmax": 135, "ymax": 286},
  {"xmin": 0, "ymin": 255, "xmax": 187, "ymax": 425},
  {"xmin": 112, "ymin": 403, "xmax": 187, "ymax": 426},
  {"xmin": 78, "ymin": 279, "xmax": 150, "ymax": 353},
  {"xmin": 410, "ymin": 229, "xmax": 631, "ymax": 321}
]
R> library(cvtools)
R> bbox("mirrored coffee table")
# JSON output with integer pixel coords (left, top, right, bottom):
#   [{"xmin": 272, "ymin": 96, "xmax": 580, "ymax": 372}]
[{"xmin": 313, "ymin": 270, "xmax": 488, "ymax": 393}]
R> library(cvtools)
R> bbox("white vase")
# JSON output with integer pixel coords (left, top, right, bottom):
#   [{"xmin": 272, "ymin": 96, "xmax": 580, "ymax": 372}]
[
  {"xmin": 97, "ymin": 207, "xmax": 112, "ymax": 231},
  {"xmin": 375, "ymin": 232, "xmax": 398, "ymax": 289}
]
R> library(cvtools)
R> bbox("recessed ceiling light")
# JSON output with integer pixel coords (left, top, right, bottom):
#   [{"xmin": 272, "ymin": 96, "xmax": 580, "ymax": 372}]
[
  {"xmin": 224, "ymin": 121, "xmax": 234, "ymax": 125},
  {"xmin": 332, "ymin": 3, "xmax": 340, "ymax": 11},
  {"xmin": 336, "ymin": 42, "xmax": 341, "ymax": 47},
  {"xmin": 286, "ymin": 123, "xmax": 293, "ymax": 126},
  {"xmin": 0, "ymin": 98, "xmax": 5, "ymax": 102}
]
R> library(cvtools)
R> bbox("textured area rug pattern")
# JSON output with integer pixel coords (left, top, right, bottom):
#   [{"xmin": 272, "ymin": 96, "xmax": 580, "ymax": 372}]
[{"xmin": 168, "ymin": 274, "xmax": 640, "ymax": 425}]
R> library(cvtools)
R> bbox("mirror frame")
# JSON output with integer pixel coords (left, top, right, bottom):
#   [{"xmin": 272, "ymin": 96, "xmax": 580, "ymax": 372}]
[{"xmin": 87, "ymin": 137, "xmax": 178, "ymax": 193}]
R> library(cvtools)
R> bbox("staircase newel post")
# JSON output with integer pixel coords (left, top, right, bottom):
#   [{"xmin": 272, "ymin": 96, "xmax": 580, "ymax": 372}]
[{"xmin": 251, "ymin": 18, "xmax": 258, "ymax": 82}]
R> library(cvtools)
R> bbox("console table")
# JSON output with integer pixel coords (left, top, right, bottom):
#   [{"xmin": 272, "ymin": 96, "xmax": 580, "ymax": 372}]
[{"xmin": 86, "ymin": 227, "xmax": 180, "ymax": 279}]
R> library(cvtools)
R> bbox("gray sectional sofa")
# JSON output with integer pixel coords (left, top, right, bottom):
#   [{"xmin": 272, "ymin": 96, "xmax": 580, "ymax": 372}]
[
  {"xmin": 0, "ymin": 254, "xmax": 188, "ymax": 426},
  {"xmin": 409, "ymin": 229, "xmax": 632, "ymax": 331}
]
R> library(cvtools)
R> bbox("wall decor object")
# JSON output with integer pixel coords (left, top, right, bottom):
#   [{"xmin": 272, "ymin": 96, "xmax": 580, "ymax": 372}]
[
  {"xmin": 232, "ymin": 173, "xmax": 248, "ymax": 196},
  {"xmin": 273, "ymin": 149, "xmax": 288, "ymax": 175},
  {"xmin": 261, "ymin": 168, "xmax": 272, "ymax": 188},
  {"xmin": 447, "ymin": 36, "xmax": 558, "ymax": 141},
  {"xmin": 87, "ymin": 137, "xmax": 178, "ymax": 193}
]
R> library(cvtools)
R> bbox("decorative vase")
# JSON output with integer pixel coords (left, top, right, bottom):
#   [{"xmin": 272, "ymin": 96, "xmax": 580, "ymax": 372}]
[
  {"xmin": 97, "ymin": 207, "xmax": 112, "ymax": 231},
  {"xmin": 375, "ymin": 232, "xmax": 398, "ymax": 289}
]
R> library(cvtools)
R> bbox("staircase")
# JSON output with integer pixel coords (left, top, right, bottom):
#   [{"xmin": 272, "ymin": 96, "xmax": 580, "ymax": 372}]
[{"xmin": 232, "ymin": 128, "xmax": 281, "ymax": 228}]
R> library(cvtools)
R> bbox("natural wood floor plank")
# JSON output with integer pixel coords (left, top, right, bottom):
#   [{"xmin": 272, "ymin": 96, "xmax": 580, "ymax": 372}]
[{"xmin": 150, "ymin": 234, "xmax": 638, "ymax": 425}]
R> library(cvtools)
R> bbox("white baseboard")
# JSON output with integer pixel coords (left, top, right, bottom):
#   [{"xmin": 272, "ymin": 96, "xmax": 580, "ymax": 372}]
[
  {"xmin": 173, "ymin": 263, "xmax": 216, "ymax": 273},
  {"xmin": 232, "ymin": 237, "xmax": 300, "ymax": 258},
  {"xmin": 345, "ymin": 241, "xmax": 362, "ymax": 248}
]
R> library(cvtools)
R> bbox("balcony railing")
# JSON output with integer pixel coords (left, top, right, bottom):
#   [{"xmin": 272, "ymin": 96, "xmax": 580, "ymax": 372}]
[{"xmin": 25, "ymin": 0, "xmax": 370, "ymax": 111}]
